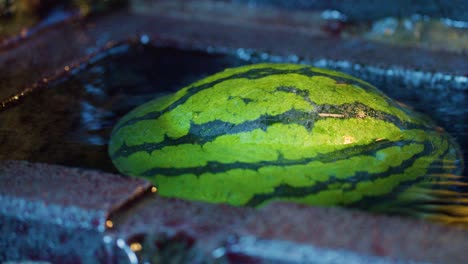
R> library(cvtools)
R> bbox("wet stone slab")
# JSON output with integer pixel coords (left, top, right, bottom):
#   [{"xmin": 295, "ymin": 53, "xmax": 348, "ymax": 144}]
[
  {"xmin": 107, "ymin": 196, "xmax": 254, "ymax": 263},
  {"xmin": 0, "ymin": 160, "xmax": 151, "ymax": 262},
  {"xmin": 228, "ymin": 203, "xmax": 468, "ymax": 264},
  {"xmin": 1, "ymin": 160, "xmax": 468, "ymax": 263},
  {"xmin": 0, "ymin": 160, "xmax": 152, "ymax": 230}
]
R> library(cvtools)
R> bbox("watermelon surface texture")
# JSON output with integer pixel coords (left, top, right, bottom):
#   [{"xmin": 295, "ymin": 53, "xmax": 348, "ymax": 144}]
[{"xmin": 109, "ymin": 63, "xmax": 465, "ymax": 224}]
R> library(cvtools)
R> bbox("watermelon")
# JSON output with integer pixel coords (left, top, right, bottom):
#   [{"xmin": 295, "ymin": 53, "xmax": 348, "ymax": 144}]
[{"xmin": 109, "ymin": 63, "xmax": 465, "ymax": 223}]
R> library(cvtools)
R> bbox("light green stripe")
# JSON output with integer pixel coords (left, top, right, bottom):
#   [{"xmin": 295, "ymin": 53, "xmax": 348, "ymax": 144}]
[
  {"xmin": 153, "ymin": 143, "xmax": 425, "ymax": 205},
  {"xmin": 115, "ymin": 119, "xmax": 404, "ymax": 172}
]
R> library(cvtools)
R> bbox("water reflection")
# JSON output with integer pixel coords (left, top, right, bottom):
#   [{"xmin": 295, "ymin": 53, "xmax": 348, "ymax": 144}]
[{"xmin": 78, "ymin": 101, "xmax": 113, "ymax": 145}]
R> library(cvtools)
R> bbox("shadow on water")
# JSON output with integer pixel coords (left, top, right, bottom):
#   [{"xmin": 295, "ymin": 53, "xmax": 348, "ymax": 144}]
[{"xmin": 0, "ymin": 42, "xmax": 465, "ymax": 179}]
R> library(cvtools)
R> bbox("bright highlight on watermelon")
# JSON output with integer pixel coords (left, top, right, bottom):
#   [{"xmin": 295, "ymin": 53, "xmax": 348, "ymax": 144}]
[{"xmin": 109, "ymin": 63, "xmax": 466, "ymax": 225}]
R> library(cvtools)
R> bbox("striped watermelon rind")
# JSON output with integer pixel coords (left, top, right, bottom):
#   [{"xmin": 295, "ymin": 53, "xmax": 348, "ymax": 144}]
[{"xmin": 109, "ymin": 63, "xmax": 464, "ymax": 221}]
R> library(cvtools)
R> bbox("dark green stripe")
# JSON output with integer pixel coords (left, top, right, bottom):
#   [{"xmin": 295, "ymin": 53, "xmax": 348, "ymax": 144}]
[
  {"xmin": 111, "ymin": 101, "xmax": 425, "ymax": 159},
  {"xmin": 276, "ymin": 86, "xmax": 316, "ymax": 106},
  {"xmin": 112, "ymin": 66, "xmax": 381, "ymax": 135},
  {"xmin": 244, "ymin": 141, "xmax": 434, "ymax": 207},
  {"xmin": 140, "ymin": 139, "xmax": 412, "ymax": 177},
  {"xmin": 346, "ymin": 147, "xmax": 451, "ymax": 211},
  {"xmin": 111, "ymin": 108, "xmax": 315, "ymax": 159},
  {"xmin": 276, "ymin": 85, "xmax": 424, "ymax": 129}
]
